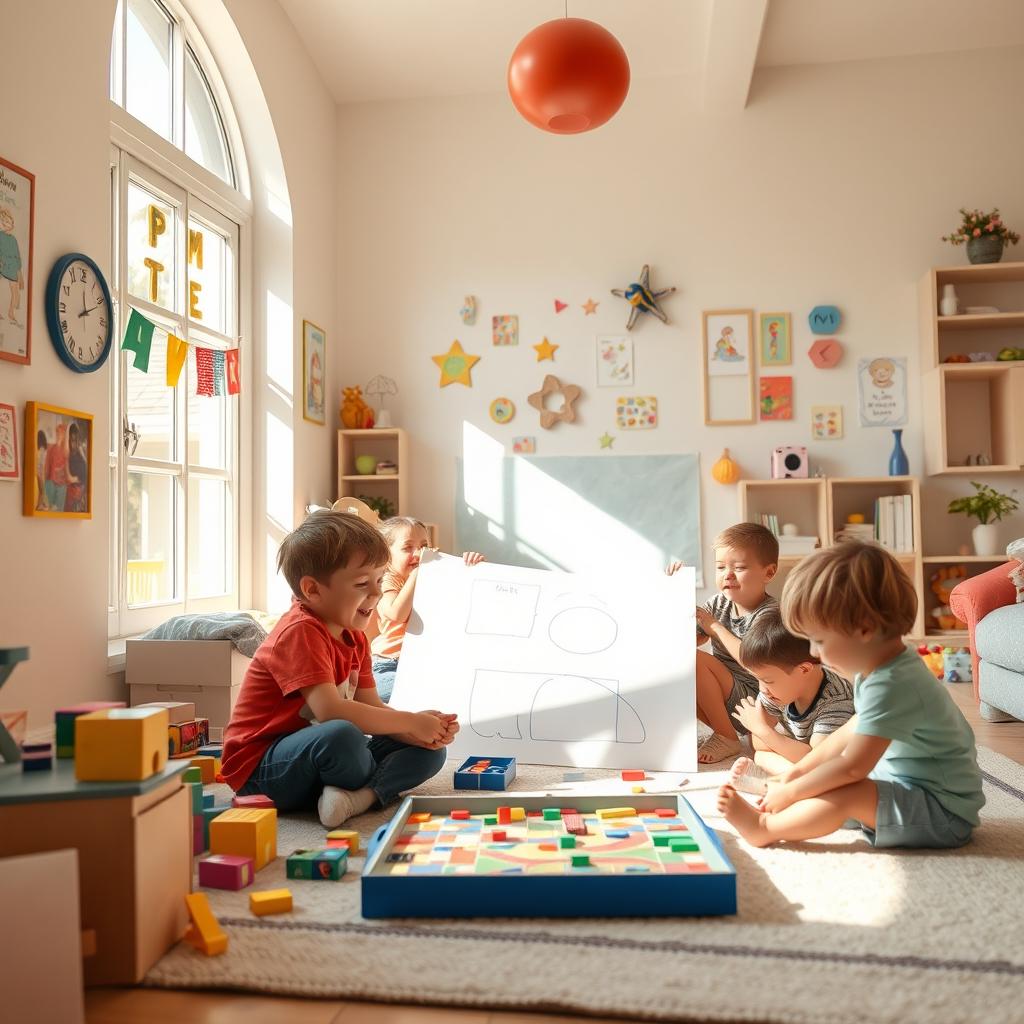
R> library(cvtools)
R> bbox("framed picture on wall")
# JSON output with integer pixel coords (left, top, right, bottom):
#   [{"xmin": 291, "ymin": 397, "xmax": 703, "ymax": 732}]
[
  {"xmin": 596, "ymin": 335, "xmax": 634, "ymax": 387},
  {"xmin": 0, "ymin": 401, "xmax": 19, "ymax": 480},
  {"xmin": 302, "ymin": 319, "xmax": 326, "ymax": 424},
  {"xmin": 759, "ymin": 312, "xmax": 791, "ymax": 366},
  {"xmin": 0, "ymin": 154, "xmax": 35, "ymax": 365},
  {"xmin": 701, "ymin": 309, "xmax": 755, "ymax": 425},
  {"xmin": 857, "ymin": 356, "xmax": 908, "ymax": 427},
  {"xmin": 22, "ymin": 401, "xmax": 93, "ymax": 518}
]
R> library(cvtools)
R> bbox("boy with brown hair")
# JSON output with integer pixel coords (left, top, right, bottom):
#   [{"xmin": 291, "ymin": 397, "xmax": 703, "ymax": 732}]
[
  {"xmin": 221, "ymin": 511, "xmax": 458, "ymax": 829},
  {"xmin": 727, "ymin": 605, "xmax": 854, "ymax": 795},
  {"xmin": 672, "ymin": 522, "xmax": 780, "ymax": 763}
]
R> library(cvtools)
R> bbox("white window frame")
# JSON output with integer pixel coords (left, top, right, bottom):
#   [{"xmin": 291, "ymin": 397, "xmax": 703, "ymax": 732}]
[{"xmin": 109, "ymin": 0, "xmax": 253, "ymax": 639}]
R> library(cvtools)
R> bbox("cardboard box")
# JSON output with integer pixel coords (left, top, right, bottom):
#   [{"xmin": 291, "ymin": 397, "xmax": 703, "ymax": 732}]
[{"xmin": 126, "ymin": 640, "xmax": 248, "ymax": 731}]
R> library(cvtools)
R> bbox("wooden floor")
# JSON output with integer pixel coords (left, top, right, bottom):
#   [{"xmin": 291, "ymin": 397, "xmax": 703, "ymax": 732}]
[{"xmin": 85, "ymin": 683, "xmax": 1023, "ymax": 1024}]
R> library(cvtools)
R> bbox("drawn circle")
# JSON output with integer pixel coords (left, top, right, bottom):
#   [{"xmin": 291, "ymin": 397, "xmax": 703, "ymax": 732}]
[
  {"xmin": 548, "ymin": 607, "xmax": 618, "ymax": 654},
  {"xmin": 490, "ymin": 397, "xmax": 515, "ymax": 424}
]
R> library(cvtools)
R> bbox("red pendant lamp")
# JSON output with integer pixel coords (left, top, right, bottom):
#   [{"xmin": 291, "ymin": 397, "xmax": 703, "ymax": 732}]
[{"xmin": 507, "ymin": 17, "xmax": 630, "ymax": 135}]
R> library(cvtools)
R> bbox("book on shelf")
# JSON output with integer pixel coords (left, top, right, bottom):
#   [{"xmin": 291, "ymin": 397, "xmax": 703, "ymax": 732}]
[
  {"xmin": 872, "ymin": 494, "xmax": 914, "ymax": 553},
  {"xmin": 759, "ymin": 513, "xmax": 780, "ymax": 537}
]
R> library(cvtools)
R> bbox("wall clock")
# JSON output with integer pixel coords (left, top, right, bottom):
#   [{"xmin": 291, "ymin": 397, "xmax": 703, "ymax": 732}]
[{"xmin": 45, "ymin": 253, "xmax": 114, "ymax": 373}]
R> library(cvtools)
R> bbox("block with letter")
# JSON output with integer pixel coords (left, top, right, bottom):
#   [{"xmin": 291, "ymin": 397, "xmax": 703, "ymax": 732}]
[
  {"xmin": 209, "ymin": 807, "xmax": 277, "ymax": 871},
  {"xmin": 169, "ymin": 718, "xmax": 209, "ymax": 757},
  {"xmin": 54, "ymin": 701, "xmax": 126, "ymax": 759},
  {"xmin": 198, "ymin": 853, "xmax": 254, "ymax": 891},
  {"xmin": 286, "ymin": 847, "xmax": 348, "ymax": 881},
  {"xmin": 74, "ymin": 707, "xmax": 168, "ymax": 782}
]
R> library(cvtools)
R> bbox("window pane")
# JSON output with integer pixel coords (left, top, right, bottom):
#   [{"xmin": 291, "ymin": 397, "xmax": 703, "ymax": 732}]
[
  {"xmin": 125, "ymin": 0, "xmax": 172, "ymax": 141},
  {"xmin": 186, "ymin": 342, "xmax": 230, "ymax": 469},
  {"xmin": 126, "ymin": 471, "xmax": 176, "ymax": 604},
  {"xmin": 188, "ymin": 477, "xmax": 230, "ymax": 597},
  {"xmin": 185, "ymin": 50, "xmax": 232, "ymax": 185},
  {"xmin": 128, "ymin": 180, "xmax": 177, "ymax": 311},
  {"xmin": 127, "ymin": 329, "xmax": 175, "ymax": 462},
  {"xmin": 187, "ymin": 218, "xmax": 229, "ymax": 335}
]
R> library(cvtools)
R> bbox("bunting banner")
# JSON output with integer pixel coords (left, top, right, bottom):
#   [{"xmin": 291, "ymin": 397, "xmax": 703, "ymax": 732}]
[{"xmin": 120, "ymin": 307, "xmax": 241, "ymax": 397}]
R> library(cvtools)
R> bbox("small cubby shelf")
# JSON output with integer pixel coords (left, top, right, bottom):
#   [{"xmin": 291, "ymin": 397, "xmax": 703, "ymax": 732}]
[{"xmin": 337, "ymin": 428, "xmax": 408, "ymax": 518}]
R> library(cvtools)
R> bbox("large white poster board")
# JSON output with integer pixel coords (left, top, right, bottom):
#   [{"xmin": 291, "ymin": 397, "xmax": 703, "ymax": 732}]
[{"xmin": 388, "ymin": 554, "xmax": 697, "ymax": 771}]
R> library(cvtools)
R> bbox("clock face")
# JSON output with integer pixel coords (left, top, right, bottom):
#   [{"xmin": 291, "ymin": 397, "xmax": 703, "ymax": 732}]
[{"xmin": 54, "ymin": 259, "xmax": 112, "ymax": 369}]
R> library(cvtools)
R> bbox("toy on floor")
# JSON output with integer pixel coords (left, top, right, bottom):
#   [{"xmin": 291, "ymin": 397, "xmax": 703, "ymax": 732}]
[
  {"xmin": 454, "ymin": 756, "xmax": 516, "ymax": 790},
  {"xmin": 942, "ymin": 648, "xmax": 972, "ymax": 683},
  {"xmin": 198, "ymin": 854, "xmax": 254, "ymax": 890},
  {"xmin": 184, "ymin": 892, "xmax": 228, "ymax": 956},
  {"xmin": 918, "ymin": 644, "xmax": 945, "ymax": 678},
  {"xmin": 362, "ymin": 794, "xmax": 736, "ymax": 919},
  {"xmin": 250, "ymin": 888, "xmax": 292, "ymax": 916},
  {"xmin": 210, "ymin": 807, "xmax": 278, "ymax": 870},
  {"xmin": 326, "ymin": 828, "xmax": 360, "ymax": 853},
  {"xmin": 286, "ymin": 847, "xmax": 348, "ymax": 880}
]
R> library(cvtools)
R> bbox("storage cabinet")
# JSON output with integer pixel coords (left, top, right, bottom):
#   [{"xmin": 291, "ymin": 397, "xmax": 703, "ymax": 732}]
[{"xmin": 337, "ymin": 428, "xmax": 408, "ymax": 519}]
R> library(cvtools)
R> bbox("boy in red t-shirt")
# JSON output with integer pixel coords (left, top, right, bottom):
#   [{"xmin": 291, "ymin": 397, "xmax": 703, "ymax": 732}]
[{"xmin": 221, "ymin": 511, "xmax": 459, "ymax": 828}]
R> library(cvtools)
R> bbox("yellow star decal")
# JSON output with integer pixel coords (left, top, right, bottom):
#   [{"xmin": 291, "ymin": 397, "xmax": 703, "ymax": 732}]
[
  {"xmin": 432, "ymin": 340, "xmax": 480, "ymax": 387},
  {"xmin": 533, "ymin": 337, "xmax": 559, "ymax": 362},
  {"xmin": 599, "ymin": 432, "xmax": 615, "ymax": 449},
  {"xmin": 582, "ymin": 298, "xmax": 599, "ymax": 315}
]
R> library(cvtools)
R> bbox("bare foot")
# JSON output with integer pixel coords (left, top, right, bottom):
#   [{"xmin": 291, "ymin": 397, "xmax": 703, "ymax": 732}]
[
  {"xmin": 697, "ymin": 732, "xmax": 742, "ymax": 764},
  {"xmin": 728, "ymin": 756, "xmax": 770, "ymax": 796},
  {"xmin": 717, "ymin": 784, "xmax": 774, "ymax": 847}
]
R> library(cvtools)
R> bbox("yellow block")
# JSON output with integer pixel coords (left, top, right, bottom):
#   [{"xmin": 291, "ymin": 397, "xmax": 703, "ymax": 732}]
[
  {"xmin": 509, "ymin": 807, "xmax": 526, "ymax": 822},
  {"xmin": 74, "ymin": 707, "xmax": 169, "ymax": 782},
  {"xmin": 189, "ymin": 755, "xmax": 216, "ymax": 784},
  {"xmin": 597, "ymin": 806, "xmax": 637, "ymax": 820},
  {"xmin": 632, "ymin": 785, "xmax": 646, "ymax": 794},
  {"xmin": 210, "ymin": 808, "xmax": 278, "ymax": 871},
  {"xmin": 184, "ymin": 892, "xmax": 228, "ymax": 956},
  {"xmin": 326, "ymin": 828, "xmax": 360, "ymax": 854},
  {"xmin": 250, "ymin": 888, "xmax": 292, "ymax": 916}
]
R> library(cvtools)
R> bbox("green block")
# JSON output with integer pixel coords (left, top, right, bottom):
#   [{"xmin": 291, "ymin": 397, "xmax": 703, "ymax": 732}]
[
  {"xmin": 559, "ymin": 836, "xmax": 576, "ymax": 849},
  {"xmin": 571, "ymin": 854, "xmax": 590, "ymax": 867},
  {"xmin": 484, "ymin": 816, "xmax": 498, "ymax": 826},
  {"xmin": 287, "ymin": 848, "xmax": 348, "ymax": 881},
  {"xmin": 542, "ymin": 808, "xmax": 561, "ymax": 821},
  {"xmin": 670, "ymin": 839, "xmax": 700, "ymax": 853},
  {"xmin": 189, "ymin": 780, "xmax": 204, "ymax": 814},
  {"xmin": 201, "ymin": 805, "xmax": 230, "ymax": 848},
  {"xmin": 653, "ymin": 834, "xmax": 673, "ymax": 847},
  {"xmin": 182, "ymin": 766, "xmax": 202, "ymax": 784}
]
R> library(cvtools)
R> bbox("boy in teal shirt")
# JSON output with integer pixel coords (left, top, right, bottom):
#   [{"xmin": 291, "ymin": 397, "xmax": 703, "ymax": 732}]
[{"xmin": 718, "ymin": 541, "xmax": 983, "ymax": 848}]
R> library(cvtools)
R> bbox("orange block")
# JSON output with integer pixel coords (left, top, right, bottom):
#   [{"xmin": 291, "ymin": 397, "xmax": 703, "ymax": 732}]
[
  {"xmin": 189, "ymin": 755, "xmax": 216, "ymax": 784},
  {"xmin": 250, "ymin": 889, "xmax": 292, "ymax": 916},
  {"xmin": 184, "ymin": 892, "xmax": 228, "ymax": 956},
  {"xmin": 74, "ymin": 707, "xmax": 169, "ymax": 782},
  {"xmin": 209, "ymin": 808, "xmax": 277, "ymax": 871}
]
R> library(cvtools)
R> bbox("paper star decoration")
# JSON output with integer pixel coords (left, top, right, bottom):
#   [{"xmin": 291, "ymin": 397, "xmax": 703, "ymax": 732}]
[
  {"xmin": 582, "ymin": 298, "xmax": 599, "ymax": 315},
  {"xmin": 554, "ymin": 299, "xmax": 568, "ymax": 313},
  {"xmin": 533, "ymin": 337, "xmax": 559, "ymax": 362},
  {"xmin": 599, "ymin": 432, "xmax": 615, "ymax": 449},
  {"xmin": 527, "ymin": 374, "xmax": 582, "ymax": 429},
  {"xmin": 431, "ymin": 340, "xmax": 480, "ymax": 387},
  {"xmin": 611, "ymin": 264, "xmax": 677, "ymax": 330}
]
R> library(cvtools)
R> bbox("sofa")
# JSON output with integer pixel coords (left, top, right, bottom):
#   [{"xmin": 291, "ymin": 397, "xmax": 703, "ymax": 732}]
[{"xmin": 949, "ymin": 560, "xmax": 1024, "ymax": 722}]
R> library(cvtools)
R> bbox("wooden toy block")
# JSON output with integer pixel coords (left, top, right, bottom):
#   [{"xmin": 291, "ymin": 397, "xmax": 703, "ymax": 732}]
[
  {"xmin": 409, "ymin": 811, "xmax": 432, "ymax": 823},
  {"xmin": 53, "ymin": 701, "xmax": 125, "ymax": 759},
  {"xmin": 182, "ymin": 766, "xmax": 202, "ymax": 784},
  {"xmin": 621, "ymin": 770, "xmax": 646, "ymax": 781},
  {"xmin": 562, "ymin": 813, "xmax": 587, "ymax": 835},
  {"xmin": 670, "ymin": 838, "xmax": 700, "ymax": 853},
  {"xmin": 571, "ymin": 854, "xmax": 590, "ymax": 867},
  {"xmin": 22, "ymin": 749, "xmax": 53, "ymax": 772},
  {"xmin": 538, "ymin": 842, "xmax": 558, "ymax": 851},
  {"xmin": 655, "ymin": 808, "xmax": 677, "ymax": 817},
  {"xmin": 201, "ymin": 805, "xmax": 231, "ymax": 848},
  {"xmin": 198, "ymin": 854, "xmax": 254, "ymax": 890},
  {"xmin": 596, "ymin": 806, "xmax": 636, "ymax": 820},
  {"xmin": 203, "ymin": 792, "xmax": 215, "ymax": 809},
  {"xmin": 606, "ymin": 830, "xmax": 630, "ymax": 839},
  {"xmin": 188, "ymin": 781, "xmax": 204, "ymax": 815},
  {"xmin": 490, "ymin": 830, "xmax": 507, "ymax": 842},
  {"xmin": 135, "ymin": 700, "xmax": 196, "ymax": 725},
  {"xmin": 450, "ymin": 808, "xmax": 470, "ymax": 820},
  {"xmin": 169, "ymin": 718, "xmax": 210, "ymax": 757},
  {"xmin": 210, "ymin": 807, "xmax": 277, "ymax": 871},
  {"xmin": 193, "ymin": 815, "xmax": 205, "ymax": 855},
  {"xmin": 249, "ymin": 888, "xmax": 292, "ymax": 916},
  {"xmin": 562, "ymin": 770, "xmax": 585, "ymax": 782},
  {"xmin": 184, "ymin": 892, "xmax": 228, "ymax": 956},
  {"xmin": 326, "ymin": 829, "xmax": 360, "ymax": 854},
  {"xmin": 632, "ymin": 785, "xmax": 646, "ymax": 794},
  {"xmin": 484, "ymin": 816, "xmax": 498, "ymax": 826},
  {"xmin": 542, "ymin": 808, "xmax": 561, "ymax": 821},
  {"xmin": 74, "ymin": 707, "xmax": 168, "ymax": 782},
  {"xmin": 509, "ymin": 807, "xmax": 526, "ymax": 822},
  {"xmin": 189, "ymin": 755, "xmax": 216, "ymax": 784},
  {"xmin": 286, "ymin": 848, "xmax": 348, "ymax": 881},
  {"xmin": 496, "ymin": 806, "xmax": 512, "ymax": 824},
  {"xmin": 231, "ymin": 793, "xmax": 275, "ymax": 810},
  {"xmin": 559, "ymin": 836, "xmax": 576, "ymax": 849}
]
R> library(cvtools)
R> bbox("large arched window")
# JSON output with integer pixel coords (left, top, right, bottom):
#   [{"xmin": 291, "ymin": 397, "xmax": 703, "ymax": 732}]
[{"xmin": 109, "ymin": 0, "xmax": 249, "ymax": 637}]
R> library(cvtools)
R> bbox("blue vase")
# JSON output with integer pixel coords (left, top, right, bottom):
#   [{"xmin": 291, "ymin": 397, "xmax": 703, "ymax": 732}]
[{"xmin": 888, "ymin": 429, "xmax": 909, "ymax": 476}]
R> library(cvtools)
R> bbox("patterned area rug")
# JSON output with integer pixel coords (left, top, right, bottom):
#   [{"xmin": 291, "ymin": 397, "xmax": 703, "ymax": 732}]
[{"xmin": 147, "ymin": 749, "xmax": 1024, "ymax": 1023}]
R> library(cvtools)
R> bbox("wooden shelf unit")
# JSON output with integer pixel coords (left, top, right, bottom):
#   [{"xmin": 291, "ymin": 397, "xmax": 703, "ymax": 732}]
[
  {"xmin": 918, "ymin": 261, "xmax": 1024, "ymax": 476},
  {"xmin": 337, "ymin": 428, "xmax": 408, "ymax": 520},
  {"xmin": 738, "ymin": 475, "xmax": 925, "ymax": 638}
]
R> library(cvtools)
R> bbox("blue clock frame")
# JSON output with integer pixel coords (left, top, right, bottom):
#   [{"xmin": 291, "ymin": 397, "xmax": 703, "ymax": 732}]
[{"xmin": 45, "ymin": 252, "xmax": 115, "ymax": 374}]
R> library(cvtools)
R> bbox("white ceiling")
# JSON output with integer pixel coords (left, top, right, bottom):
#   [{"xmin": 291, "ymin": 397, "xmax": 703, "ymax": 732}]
[{"xmin": 277, "ymin": 0, "xmax": 1024, "ymax": 106}]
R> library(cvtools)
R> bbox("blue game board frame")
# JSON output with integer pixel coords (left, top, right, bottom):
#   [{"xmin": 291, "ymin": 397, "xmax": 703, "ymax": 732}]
[{"xmin": 362, "ymin": 793, "xmax": 736, "ymax": 919}]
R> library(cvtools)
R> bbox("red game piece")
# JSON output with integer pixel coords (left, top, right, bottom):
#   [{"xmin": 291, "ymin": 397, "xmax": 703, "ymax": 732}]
[
  {"xmin": 490, "ymin": 830, "xmax": 507, "ymax": 842},
  {"xmin": 451, "ymin": 809, "xmax": 470, "ymax": 820},
  {"xmin": 655, "ymin": 808, "xmax": 677, "ymax": 817},
  {"xmin": 562, "ymin": 812, "xmax": 587, "ymax": 836},
  {"xmin": 497, "ymin": 806, "xmax": 512, "ymax": 824},
  {"xmin": 621, "ymin": 770, "xmax": 645, "ymax": 781},
  {"xmin": 538, "ymin": 842, "xmax": 558, "ymax": 851}
]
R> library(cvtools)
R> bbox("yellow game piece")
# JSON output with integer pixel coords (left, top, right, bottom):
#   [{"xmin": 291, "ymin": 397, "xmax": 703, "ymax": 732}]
[
  {"xmin": 189, "ymin": 755, "xmax": 216, "ymax": 784},
  {"xmin": 632, "ymin": 785, "xmax": 646, "ymax": 794},
  {"xmin": 210, "ymin": 808, "xmax": 278, "ymax": 870},
  {"xmin": 409, "ymin": 812, "xmax": 432, "ymax": 824},
  {"xmin": 326, "ymin": 828, "xmax": 360, "ymax": 854},
  {"xmin": 509, "ymin": 807, "xmax": 526, "ymax": 822},
  {"xmin": 596, "ymin": 806, "xmax": 636, "ymax": 820},
  {"xmin": 74, "ymin": 707, "xmax": 168, "ymax": 782},
  {"xmin": 184, "ymin": 892, "xmax": 228, "ymax": 956},
  {"xmin": 249, "ymin": 889, "xmax": 292, "ymax": 916}
]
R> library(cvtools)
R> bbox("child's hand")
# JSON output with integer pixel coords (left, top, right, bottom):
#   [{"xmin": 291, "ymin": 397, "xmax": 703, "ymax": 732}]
[
  {"xmin": 759, "ymin": 779, "xmax": 795, "ymax": 814},
  {"xmin": 665, "ymin": 561, "xmax": 684, "ymax": 576},
  {"xmin": 407, "ymin": 711, "xmax": 449, "ymax": 747},
  {"xmin": 731, "ymin": 695, "xmax": 774, "ymax": 739},
  {"xmin": 462, "ymin": 551, "xmax": 486, "ymax": 566},
  {"xmin": 695, "ymin": 606, "xmax": 715, "ymax": 633},
  {"xmin": 424, "ymin": 711, "xmax": 460, "ymax": 745}
]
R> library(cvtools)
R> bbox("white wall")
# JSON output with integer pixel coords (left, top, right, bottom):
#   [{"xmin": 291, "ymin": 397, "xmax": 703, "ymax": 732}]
[
  {"xmin": 0, "ymin": 0, "xmax": 337, "ymax": 732},
  {"xmin": 335, "ymin": 46, "xmax": 1024, "ymax": 584}
]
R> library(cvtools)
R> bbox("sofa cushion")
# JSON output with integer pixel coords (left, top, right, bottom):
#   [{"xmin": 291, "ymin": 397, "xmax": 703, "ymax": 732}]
[{"xmin": 976, "ymin": 605, "xmax": 1024, "ymax": 672}]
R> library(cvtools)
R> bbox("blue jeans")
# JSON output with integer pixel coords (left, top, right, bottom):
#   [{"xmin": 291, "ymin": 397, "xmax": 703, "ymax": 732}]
[
  {"xmin": 372, "ymin": 657, "xmax": 400, "ymax": 703},
  {"xmin": 238, "ymin": 720, "xmax": 446, "ymax": 812}
]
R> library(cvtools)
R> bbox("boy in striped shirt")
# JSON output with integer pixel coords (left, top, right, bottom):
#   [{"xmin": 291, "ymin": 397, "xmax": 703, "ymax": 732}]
[{"xmin": 728, "ymin": 606, "xmax": 854, "ymax": 795}]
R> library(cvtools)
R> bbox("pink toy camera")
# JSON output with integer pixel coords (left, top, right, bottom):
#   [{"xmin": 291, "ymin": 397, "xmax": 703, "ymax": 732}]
[{"xmin": 771, "ymin": 446, "xmax": 808, "ymax": 479}]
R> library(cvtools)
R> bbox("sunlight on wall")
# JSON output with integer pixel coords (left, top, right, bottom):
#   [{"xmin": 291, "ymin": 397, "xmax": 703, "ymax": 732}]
[
  {"xmin": 265, "ymin": 289, "xmax": 293, "ymax": 392},
  {"xmin": 461, "ymin": 420, "xmax": 505, "ymax": 527},
  {"xmin": 265, "ymin": 183, "xmax": 292, "ymax": 227}
]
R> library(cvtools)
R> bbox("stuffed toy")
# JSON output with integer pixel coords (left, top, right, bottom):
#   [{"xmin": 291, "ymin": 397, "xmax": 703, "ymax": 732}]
[
  {"xmin": 1008, "ymin": 538, "xmax": 1024, "ymax": 603},
  {"xmin": 930, "ymin": 565, "xmax": 969, "ymax": 630},
  {"xmin": 340, "ymin": 386, "xmax": 375, "ymax": 429}
]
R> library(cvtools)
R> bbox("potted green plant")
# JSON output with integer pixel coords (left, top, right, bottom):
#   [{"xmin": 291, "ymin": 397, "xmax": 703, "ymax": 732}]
[
  {"xmin": 947, "ymin": 482, "xmax": 1020, "ymax": 555},
  {"xmin": 942, "ymin": 208, "xmax": 1020, "ymax": 265}
]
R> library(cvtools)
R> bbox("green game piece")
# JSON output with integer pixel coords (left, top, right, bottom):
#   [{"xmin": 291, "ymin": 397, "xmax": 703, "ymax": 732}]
[
  {"xmin": 183, "ymin": 766, "xmax": 202, "ymax": 784},
  {"xmin": 571, "ymin": 854, "xmax": 590, "ymax": 867},
  {"xmin": 559, "ymin": 836, "xmax": 575, "ymax": 849},
  {"xmin": 484, "ymin": 816, "xmax": 498, "ymax": 826},
  {"xmin": 653, "ymin": 834, "xmax": 673, "ymax": 847},
  {"xmin": 542, "ymin": 808, "xmax": 561, "ymax": 821},
  {"xmin": 670, "ymin": 838, "xmax": 699, "ymax": 853}
]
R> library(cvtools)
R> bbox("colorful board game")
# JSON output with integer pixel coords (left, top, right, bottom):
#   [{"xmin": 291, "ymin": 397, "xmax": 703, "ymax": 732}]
[{"xmin": 362, "ymin": 794, "xmax": 735, "ymax": 918}]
